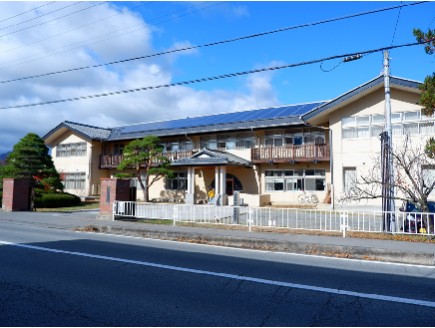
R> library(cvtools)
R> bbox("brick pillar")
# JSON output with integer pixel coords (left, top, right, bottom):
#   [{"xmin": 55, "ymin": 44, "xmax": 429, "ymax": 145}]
[
  {"xmin": 2, "ymin": 178, "xmax": 31, "ymax": 211},
  {"xmin": 99, "ymin": 178, "xmax": 131, "ymax": 217}
]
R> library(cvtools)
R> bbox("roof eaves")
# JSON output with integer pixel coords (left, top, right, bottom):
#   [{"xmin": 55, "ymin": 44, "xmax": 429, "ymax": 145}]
[{"xmin": 302, "ymin": 76, "xmax": 421, "ymax": 122}]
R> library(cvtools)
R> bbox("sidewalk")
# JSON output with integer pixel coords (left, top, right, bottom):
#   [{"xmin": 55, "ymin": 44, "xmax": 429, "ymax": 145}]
[{"xmin": 0, "ymin": 210, "xmax": 434, "ymax": 266}]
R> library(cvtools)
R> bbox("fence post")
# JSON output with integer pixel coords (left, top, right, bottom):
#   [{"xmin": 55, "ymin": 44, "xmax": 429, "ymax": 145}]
[
  {"xmin": 340, "ymin": 211, "xmax": 348, "ymax": 238},
  {"xmin": 173, "ymin": 205, "xmax": 178, "ymax": 226},
  {"xmin": 248, "ymin": 208, "xmax": 253, "ymax": 232},
  {"xmin": 112, "ymin": 201, "xmax": 116, "ymax": 221}
]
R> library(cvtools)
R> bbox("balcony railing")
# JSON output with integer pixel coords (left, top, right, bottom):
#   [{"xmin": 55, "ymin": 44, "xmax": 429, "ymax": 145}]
[
  {"xmin": 251, "ymin": 144, "xmax": 330, "ymax": 163},
  {"xmin": 100, "ymin": 150, "xmax": 194, "ymax": 169}
]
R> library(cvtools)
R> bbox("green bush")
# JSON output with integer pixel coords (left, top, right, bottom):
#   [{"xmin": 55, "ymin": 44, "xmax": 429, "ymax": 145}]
[{"xmin": 35, "ymin": 192, "xmax": 81, "ymax": 208}]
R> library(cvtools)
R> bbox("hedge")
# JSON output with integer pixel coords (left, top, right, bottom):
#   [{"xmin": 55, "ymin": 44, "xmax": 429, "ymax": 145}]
[{"xmin": 35, "ymin": 192, "xmax": 81, "ymax": 208}]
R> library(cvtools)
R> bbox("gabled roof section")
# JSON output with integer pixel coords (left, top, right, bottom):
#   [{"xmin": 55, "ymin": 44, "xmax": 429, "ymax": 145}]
[
  {"xmin": 171, "ymin": 148, "xmax": 252, "ymax": 167},
  {"xmin": 43, "ymin": 121, "xmax": 112, "ymax": 144},
  {"xmin": 108, "ymin": 102, "xmax": 324, "ymax": 141},
  {"xmin": 303, "ymin": 76, "xmax": 421, "ymax": 123}
]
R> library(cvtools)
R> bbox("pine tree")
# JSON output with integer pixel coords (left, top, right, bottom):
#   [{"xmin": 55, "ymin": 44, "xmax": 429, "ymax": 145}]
[
  {"xmin": 117, "ymin": 136, "xmax": 173, "ymax": 202},
  {"xmin": 3, "ymin": 133, "xmax": 63, "ymax": 191},
  {"xmin": 413, "ymin": 28, "xmax": 435, "ymax": 158}
]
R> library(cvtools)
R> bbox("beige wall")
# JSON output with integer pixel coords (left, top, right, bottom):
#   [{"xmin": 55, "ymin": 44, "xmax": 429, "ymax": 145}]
[
  {"xmin": 51, "ymin": 133, "xmax": 91, "ymax": 197},
  {"xmin": 329, "ymin": 88, "xmax": 423, "ymax": 208}
]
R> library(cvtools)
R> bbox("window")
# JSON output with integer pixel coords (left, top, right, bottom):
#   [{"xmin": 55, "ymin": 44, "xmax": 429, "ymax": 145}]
[
  {"xmin": 356, "ymin": 116, "xmax": 370, "ymax": 126},
  {"xmin": 113, "ymin": 143, "xmax": 124, "ymax": 155},
  {"xmin": 403, "ymin": 123, "xmax": 419, "ymax": 135},
  {"xmin": 265, "ymin": 169, "xmax": 325, "ymax": 191},
  {"xmin": 166, "ymin": 172, "xmax": 187, "ymax": 190},
  {"xmin": 56, "ymin": 142, "xmax": 87, "ymax": 157},
  {"xmin": 372, "ymin": 114, "xmax": 384, "ymax": 125},
  {"xmin": 371, "ymin": 126, "xmax": 384, "ymax": 138},
  {"xmin": 403, "ymin": 111, "xmax": 419, "ymax": 122},
  {"xmin": 342, "ymin": 117, "xmax": 356, "ymax": 127},
  {"xmin": 420, "ymin": 122, "xmax": 435, "ymax": 135},
  {"xmin": 423, "ymin": 166, "xmax": 435, "ymax": 198},
  {"xmin": 343, "ymin": 167, "xmax": 357, "ymax": 193},
  {"xmin": 62, "ymin": 172, "xmax": 86, "ymax": 190},
  {"xmin": 342, "ymin": 110, "xmax": 435, "ymax": 139}
]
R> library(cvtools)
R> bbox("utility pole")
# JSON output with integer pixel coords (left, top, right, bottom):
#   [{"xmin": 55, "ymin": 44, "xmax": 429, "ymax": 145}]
[{"xmin": 381, "ymin": 50, "xmax": 396, "ymax": 232}]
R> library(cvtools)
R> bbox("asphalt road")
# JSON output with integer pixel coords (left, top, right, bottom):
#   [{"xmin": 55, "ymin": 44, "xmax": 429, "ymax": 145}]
[{"xmin": 1, "ymin": 220, "xmax": 434, "ymax": 327}]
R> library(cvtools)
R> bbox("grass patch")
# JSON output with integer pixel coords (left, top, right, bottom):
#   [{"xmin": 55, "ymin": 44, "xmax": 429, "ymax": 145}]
[
  {"xmin": 36, "ymin": 202, "xmax": 99, "ymax": 212},
  {"xmin": 347, "ymin": 231, "xmax": 435, "ymax": 243}
]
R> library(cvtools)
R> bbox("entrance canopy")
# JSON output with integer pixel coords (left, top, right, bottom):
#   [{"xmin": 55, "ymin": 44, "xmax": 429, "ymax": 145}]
[{"xmin": 170, "ymin": 148, "xmax": 252, "ymax": 168}]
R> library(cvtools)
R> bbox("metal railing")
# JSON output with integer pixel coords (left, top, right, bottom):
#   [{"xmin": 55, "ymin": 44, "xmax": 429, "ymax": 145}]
[
  {"xmin": 100, "ymin": 150, "xmax": 194, "ymax": 168},
  {"xmin": 251, "ymin": 144, "xmax": 330, "ymax": 163},
  {"xmin": 113, "ymin": 201, "xmax": 435, "ymax": 237}
]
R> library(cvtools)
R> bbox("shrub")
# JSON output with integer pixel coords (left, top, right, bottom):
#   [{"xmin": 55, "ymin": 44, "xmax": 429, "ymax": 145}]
[{"xmin": 35, "ymin": 192, "xmax": 81, "ymax": 208}]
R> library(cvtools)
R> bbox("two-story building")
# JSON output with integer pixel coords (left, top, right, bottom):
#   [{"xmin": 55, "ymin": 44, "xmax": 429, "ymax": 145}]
[{"xmin": 43, "ymin": 75, "xmax": 428, "ymax": 208}]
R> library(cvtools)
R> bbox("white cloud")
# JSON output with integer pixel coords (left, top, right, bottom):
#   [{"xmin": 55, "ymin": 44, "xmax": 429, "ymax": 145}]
[{"xmin": 0, "ymin": 2, "xmax": 279, "ymax": 154}]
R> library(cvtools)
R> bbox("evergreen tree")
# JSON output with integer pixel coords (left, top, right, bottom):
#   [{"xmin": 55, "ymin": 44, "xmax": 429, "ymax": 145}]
[
  {"xmin": 117, "ymin": 136, "xmax": 173, "ymax": 202},
  {"xmin": 3, "ymin": 133, "xmax": 63, "ymax": 191},
  {"xmin": 413, "ymin": 28, "xmax": 435, "ymax": 158}
]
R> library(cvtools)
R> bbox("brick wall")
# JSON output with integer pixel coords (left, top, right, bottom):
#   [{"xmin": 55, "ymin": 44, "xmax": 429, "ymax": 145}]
[
  {"xmin": 99, "ymin": 178, "xmax": 131, "ymax": 216},
  {"xmin": 2, "ymin": 178, "xmax": 31, "ymax": 211}
]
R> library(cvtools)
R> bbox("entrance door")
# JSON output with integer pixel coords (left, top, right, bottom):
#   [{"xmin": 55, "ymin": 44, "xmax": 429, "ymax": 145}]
[{"xmin": 226, "ymin": 179, "xmax": 234, "ymax": 196}]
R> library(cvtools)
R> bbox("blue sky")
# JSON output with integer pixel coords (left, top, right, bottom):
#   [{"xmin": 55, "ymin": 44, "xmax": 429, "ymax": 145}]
[{"xmin": 0, "ymin": 1, "xmax": 434, "ymax": 153}]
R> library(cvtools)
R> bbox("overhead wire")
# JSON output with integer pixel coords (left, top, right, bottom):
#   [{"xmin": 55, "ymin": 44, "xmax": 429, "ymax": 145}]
[
  {"xmin": 0, "ymin": 1, "xmax": 108, "ymax": 40},
  {"xmin": 0, "ymin": 38, "xmax": 432, "ymax": 111},
  {"xmin": 391, "ymin": 1, "xmax": 403, "ymax": 46},
  {"xmin": 0, "ymin": 1, "xmax": 427, "ymax": 85},
  {"xmin": 0, "ymin": 1, "xmax": 82, "ymax": 32},
  {"xmin": 0, "ymin": 1, "xmax": 56, "ymax": 24},
  {"xmin": 0, "ymin": 1, "xmax": 154, "ymax": 58},
  {"xmin": 0, "ymin": 1, "xmax": 222, "ymax": 69}
]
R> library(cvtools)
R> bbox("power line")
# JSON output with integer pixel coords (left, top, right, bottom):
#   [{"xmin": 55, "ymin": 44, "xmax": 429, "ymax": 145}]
[
  {"xmin": 0, "ymin": 2, "xmax": 221, "ymax": 69},
  {"xmin": 0, "ymin": 2, "xmax": 108, "ymax": 40},
  {"xmin": 0, "ymin": 2, "xmax": 56, "ymax": 24},
  {"xmin": 0, "ymin": 39, "xmax": 431, "ymax": 111},
  {"xmin": 0, "ymin": 1, "xmax": 153, "ymax": 58},
  {"xmin": 391, "ymin": 2, "xmax": 403, "ymax": 46},
  {"xmin": 0, "ymin": 1, "xmax": 427, "ymax": 85},
  {"xmin": 0, "ymin": 1, "xmax": 81, "ymax": 32}
]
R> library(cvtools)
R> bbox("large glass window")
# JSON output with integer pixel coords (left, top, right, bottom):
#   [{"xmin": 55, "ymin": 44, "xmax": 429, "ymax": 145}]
[
  {"xmin": 166, "ymin": 172, "xmax": 187, "ymax": 190},
  {"xmin": 265, "ymin": 169, "xmax": 325, "ymax": 192},
  {"xmin": 202, "ymin": 134, "xmax": 255, "ymax": 150},
  {"xmin": 342, "ymin": 110, "xmax": 432, "ymax": 139},
  {"xmin": 56, "ymin": 142, "xmax": 87, "ymax": 157},
  {"xmin": 62, "ymin": 172, "xmax": 86, "ymax": 190},
  {"xmin": 343, "ymin": 167, "xmax": 357, "ymax": 193}
]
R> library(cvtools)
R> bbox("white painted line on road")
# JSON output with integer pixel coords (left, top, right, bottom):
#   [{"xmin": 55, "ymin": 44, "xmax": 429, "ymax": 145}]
[{"xmin": 1, "ymin": 239, "xmax": 435, "ymax": 308}]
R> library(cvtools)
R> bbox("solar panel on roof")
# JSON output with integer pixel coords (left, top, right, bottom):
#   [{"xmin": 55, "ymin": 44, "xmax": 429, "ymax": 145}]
[{"xmin": 117, "ymin": 102, "xmax": 324, "ymax": 136}]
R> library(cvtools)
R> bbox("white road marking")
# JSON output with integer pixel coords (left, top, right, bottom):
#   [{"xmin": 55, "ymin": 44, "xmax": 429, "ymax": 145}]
[{"xmin": 1, "ymin": 239, "xmax": 435, "ymax": 308}]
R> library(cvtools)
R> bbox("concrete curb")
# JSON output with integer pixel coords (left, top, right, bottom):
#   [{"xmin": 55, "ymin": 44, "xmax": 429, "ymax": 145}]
[{"xmin": 89, "ymin": 225, "xmax": 435, "ymax": 266}]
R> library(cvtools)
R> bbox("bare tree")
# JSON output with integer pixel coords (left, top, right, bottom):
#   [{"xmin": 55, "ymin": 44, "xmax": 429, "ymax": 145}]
[{"xmin": 341, "ymin": 134, "xmax": 435, "ymax": 212}]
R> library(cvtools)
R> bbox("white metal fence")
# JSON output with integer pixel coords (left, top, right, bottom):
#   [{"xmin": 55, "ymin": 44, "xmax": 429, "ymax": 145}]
[{"xmin": 113, "ymin": 201, "xmax": 435, "ymax": 237}]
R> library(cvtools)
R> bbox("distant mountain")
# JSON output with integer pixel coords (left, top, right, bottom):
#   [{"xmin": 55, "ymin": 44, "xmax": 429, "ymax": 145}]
[{"xmin": 0, "ymin": 152, "xmax": 10, "ymax": 162}]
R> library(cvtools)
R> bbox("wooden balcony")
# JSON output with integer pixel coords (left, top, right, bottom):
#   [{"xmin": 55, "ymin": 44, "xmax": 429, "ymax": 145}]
[
  {"xmin": 100, "ymin": 150, "xmax": 194, "ymax": 169},
  {"xmin": 251, "ymin": 144, "xmax": 330, "ymax": 164}
]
